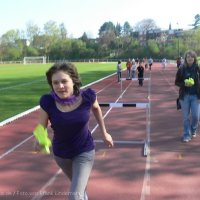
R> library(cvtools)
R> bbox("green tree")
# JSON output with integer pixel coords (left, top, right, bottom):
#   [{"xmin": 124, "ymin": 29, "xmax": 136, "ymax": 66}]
[
  {"xmin": 122, "ymin": 21, "xmax": 132, "ymax": 36},
  {"xmin": 26, "ymin": 21, "xmax": 40, "ymax": 42},
  {"xmin": 147, "ymin": 40, "xmax": 159, "ymax": 57},
  {"xmin": 134, "ymin": 19, "xmax": 158, "ymax": 33},
  {"xmin": 189, "ymin": 14, "xmax": 200, "ymax": 29},
  {"xmin": 59, "ymin": 23, "xmax": 68, "ymax": 39},
  {"xmin": 0, "ymin": 30, "xmax": 22, "ymax": 60},
  {"xmin": 115, "ymin": 23, "xmax": 122, "ymax": 37},
  {"xmin": 99, "ymin": 21, "xmax": 116, "ymax": 37}
]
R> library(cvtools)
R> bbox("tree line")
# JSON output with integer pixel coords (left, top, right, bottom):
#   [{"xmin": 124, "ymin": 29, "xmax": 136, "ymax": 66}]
[{"xmin": 0, "ymin": 15, "xmax": 200, "ymax": 62}]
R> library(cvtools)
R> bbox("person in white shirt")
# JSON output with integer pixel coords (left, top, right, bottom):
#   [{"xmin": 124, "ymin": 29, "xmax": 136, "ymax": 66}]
[
  {"xmin": 131, "ymin": 59, "xmax": 137, "ymax": 78},
  {"xmin": 148, "ymin": 58, "xmax": 153, "ymax": 70},
  {"xmin": 162, "ymin": 58, "xmax": 167, "ymax": 70},
  {"xmin": 116, "ymin": 60, "xmax": 122, "ymax": 82}
]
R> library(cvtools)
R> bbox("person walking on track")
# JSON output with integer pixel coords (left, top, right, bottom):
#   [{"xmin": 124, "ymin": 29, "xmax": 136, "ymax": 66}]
[
  {"xmin": 175, "ymin": 50, "xmax": 200, "ymax": 142},
  {"xmin": 137, "ymin": 60, "xmax": 144, "ymax": 86},
  {"xmin": 148, "ymin": 57, "xmax": 153, "ymax": 70},
  {"xmin": 126, "ymin": 58, "xmax": 132, "ymax": 79},
  {"xmin": 117, "ymin": 60, "xmax": 122, "ymax": 82},
  {"xmin": 131, "ymin": 59, "xmax": 137, "ymax": 78},
  {"xmin": 34, "ymin": 62, "xmax": 114, "ymax": 200},
  {"xmin": 161, "ymin": 58, "xmax": 167, "ymax": 70}
]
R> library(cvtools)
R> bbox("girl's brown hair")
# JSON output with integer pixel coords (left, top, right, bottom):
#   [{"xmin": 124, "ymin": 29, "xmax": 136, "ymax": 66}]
[
  {"xmin": 46, "ymin": 62, "xmax": 82, "ymax": 96},
  {"xmin": 184, "ymin": 50, "xmax": 198, "ymax": 66}
]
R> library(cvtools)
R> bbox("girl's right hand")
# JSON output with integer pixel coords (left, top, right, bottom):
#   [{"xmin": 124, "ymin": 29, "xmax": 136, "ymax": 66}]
[
  {"xmin": 33, "ymin": 140, "xmax": 43, "ymax": 153},
  {"xmin": 33, "ymin": 140, "xmax": 51, "ymax": 154}
]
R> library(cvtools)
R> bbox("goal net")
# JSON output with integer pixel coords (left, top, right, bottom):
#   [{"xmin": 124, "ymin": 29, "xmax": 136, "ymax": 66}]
[{"xmin": 23, "ymin": 56, "xmax": 46, "ymax": 64}]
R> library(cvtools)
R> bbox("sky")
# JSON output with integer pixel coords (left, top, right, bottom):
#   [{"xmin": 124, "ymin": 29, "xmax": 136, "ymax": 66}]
[{"xmin": 0, "ymin": 0, "xmax": 199, "ymax": 38}]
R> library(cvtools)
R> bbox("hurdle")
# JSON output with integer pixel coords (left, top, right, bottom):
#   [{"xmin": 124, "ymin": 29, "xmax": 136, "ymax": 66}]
[
  {"xmin": 98, "ymin": 102, "xmax": 150, "ymax": 156},
  {"xmin": 120, "ymin": 77, "xmax": 150, "ymax": 92},
  {"xmin": 99, "ymin": 102, "xmax": 147, "ymax": 108},
  {"xmin": 120, "ymin": 78, "xmax": 150, "ymax": 81}
]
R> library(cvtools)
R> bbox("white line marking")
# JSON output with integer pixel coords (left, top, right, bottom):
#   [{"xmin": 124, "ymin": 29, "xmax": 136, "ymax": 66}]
[
  {"xmin": 140, "ymin": 71, "xmax": 151, "ymax": 199},
  {"xmin": 0, "ymin": 135, "xmax": 34, "ymax": 160},
  {"xmin": 140, "ymin": 154, "xmax": 151, "ymax": 200},
  {"xmin": 31, "ymin": 169, "xmax": 62, "ymax": 200},
  {"xmin": 0, "ymin": 106, "xmax": 40, "ymax": 127},
  {"xmin": 0, "ymin": 79, "xmax": 45, "ymax": 91}
]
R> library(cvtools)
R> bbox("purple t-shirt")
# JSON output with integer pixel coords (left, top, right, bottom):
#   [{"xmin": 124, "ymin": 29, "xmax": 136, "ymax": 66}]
[{"xmin": 40, "ymin": 88, "xmax": 96, "ymax": 159}]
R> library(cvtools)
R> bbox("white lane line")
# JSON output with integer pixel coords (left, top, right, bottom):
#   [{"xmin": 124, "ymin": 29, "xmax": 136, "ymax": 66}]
[
  {"xmin": 0, "ymin": 106, "xmax": 40, "ymax": 127},
  {"xmin": 96, "ymin": 80, "xmax": 115, "ymax": 94},
  {"xmin": 140, "ymin": 154, "xmax": 151, "ymax": 200},
  {"xmin": 0, "ymin": 135, "xmax": 34, "ymax": 160},
  {"xmin": 140, "ymin": 71, "xmax": 151, "ymax": 199},
  {"xmin": 31, "ymin": 169, "xmax": 62, "ymax": 200},
  {"xmin": 0, "ymin": 79, "xmax": 45, "ymax": 91}
]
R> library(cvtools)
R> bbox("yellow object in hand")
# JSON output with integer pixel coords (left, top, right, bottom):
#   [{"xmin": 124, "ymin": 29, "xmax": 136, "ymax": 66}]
[
  {"xmin": 33, "ymin": 124, "xmax": 52, "ymax": 154},
  {"xmin": 184, "ymin": 79, "xmax": 189, "ymax": 84},
  {"xmin": 188, "ymin": 78, "xmax": 194, "ymax": 85},
  {"xmin": 184, "ymin": 78, "xmax": 194, "ymax": 85}
]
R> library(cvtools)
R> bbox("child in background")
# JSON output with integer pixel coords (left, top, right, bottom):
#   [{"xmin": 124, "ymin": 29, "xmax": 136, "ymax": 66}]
[
  {"xmin": 117, "ymin": 60, "xmax": 122, "ymax": 82},
  {"xmin": 137, "ymin": 61, "xmax": 144, "ymax": 86}
]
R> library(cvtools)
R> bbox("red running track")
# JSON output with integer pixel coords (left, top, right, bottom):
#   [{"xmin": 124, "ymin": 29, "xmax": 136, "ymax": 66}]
[{"xmin": 0, "ymin": 63, "xmax": 200, "ymax": 200}]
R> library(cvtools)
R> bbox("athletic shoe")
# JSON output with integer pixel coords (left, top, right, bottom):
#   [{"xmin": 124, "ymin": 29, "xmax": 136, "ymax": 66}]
[
  {"xmin": 182, "ymin": 137, "xmax": 191, "ymax": 142},
  {"xmin": 192, "ymin": 132, "xmax": 197, "ymax": 138}
]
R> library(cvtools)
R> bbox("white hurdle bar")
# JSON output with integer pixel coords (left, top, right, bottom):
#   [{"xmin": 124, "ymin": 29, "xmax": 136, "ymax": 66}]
[
  {"xmin": 120, "ymin": 77, "xmax": 150, "ymax": 92},
  {"xmin": 99, "ymin": 102, "xmax": 149, "ymax": 156},
  {"xmin": 95, "ymin": 139, "xmax": 145, "ymax": 145},
  {"xmin": 120, "ymin": 78, "xmax": 150, "ymax": 81},
  {"xmin": 99, "ymin": 102, "xmax": 148, "ymax": 108}
]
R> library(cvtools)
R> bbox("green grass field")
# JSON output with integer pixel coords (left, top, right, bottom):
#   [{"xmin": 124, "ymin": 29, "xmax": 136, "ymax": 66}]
[{"xmin": 0, "ymin": 62, "xmax": 121, "ymax": 122}]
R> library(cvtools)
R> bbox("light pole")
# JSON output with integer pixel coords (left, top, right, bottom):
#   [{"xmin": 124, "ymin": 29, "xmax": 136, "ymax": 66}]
[
  {"xmin": 176, "ymin": 22, "xmax": 180, "ymax": 57},
  {"xmin": 23, "ymin": 39, "xmax": 30, "ymax": 64},
  {"xmin": 178, "ymin": 34, "xmax": 180, "ymax": 57}
]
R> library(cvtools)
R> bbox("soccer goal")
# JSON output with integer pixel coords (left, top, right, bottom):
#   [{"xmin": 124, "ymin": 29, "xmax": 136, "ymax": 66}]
[{"xmin": 23, "ymin": 56, "xmax": 46, "ymax": 64}]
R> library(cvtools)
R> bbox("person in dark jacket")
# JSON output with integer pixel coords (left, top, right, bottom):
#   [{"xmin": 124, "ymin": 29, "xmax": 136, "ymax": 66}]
[
  {"xmin": 175, "ymin": 50, "xmax": 200, "ymax": 142},
  {"xmin": 137, "ymin": 61, "xmax": 144, "ymax": 86}
]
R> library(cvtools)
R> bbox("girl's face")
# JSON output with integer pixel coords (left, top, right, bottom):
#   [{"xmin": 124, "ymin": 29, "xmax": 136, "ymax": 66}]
[
  {"xmin": 186, "ymin": 54, "xmax": 195, "ymax": 66},
  {"xmin": 51, "ymin": 70, "xmax": 74, "ymax": 99}
]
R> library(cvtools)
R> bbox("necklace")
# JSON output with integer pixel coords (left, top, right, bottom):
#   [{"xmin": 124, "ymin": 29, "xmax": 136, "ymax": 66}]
[{"xmin": 51, "ymin": 91, "xmax": 78, "ymax": 105}]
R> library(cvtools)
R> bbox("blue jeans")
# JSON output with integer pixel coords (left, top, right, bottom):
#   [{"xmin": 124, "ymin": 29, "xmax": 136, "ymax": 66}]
[
  {"xmin": 132, "ymin": 70, "xmax": 136, "ymax": 78},
  {"xmin": 180, "ymin": 94, "xmax": 199, "ymax": 139},
  {"xmin": 117, "ymin": 71, "xmax": 121, "ymax": 82},
  {"xmin": 127, "ymin": 69, "xmax": 131, "ymax": 78},
  {"xmin": 54, "ymin": 150, "xmax": 95, "ymax": 200}
]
